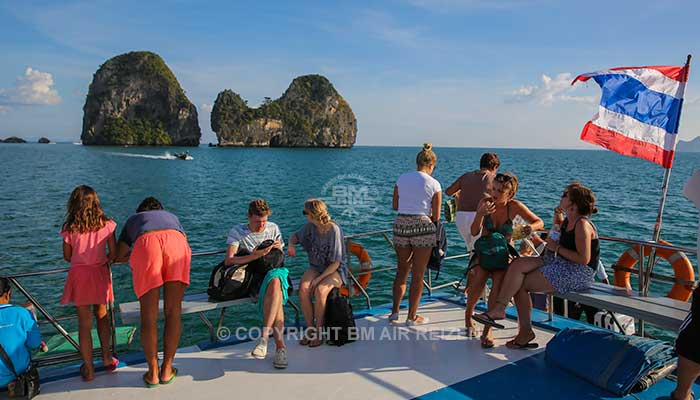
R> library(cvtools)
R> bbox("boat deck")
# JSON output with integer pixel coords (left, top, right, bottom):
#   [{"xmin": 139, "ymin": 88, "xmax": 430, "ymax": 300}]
[{"xmin": 35, "ymin": 297, "xmax": 690, "ymax": 399}]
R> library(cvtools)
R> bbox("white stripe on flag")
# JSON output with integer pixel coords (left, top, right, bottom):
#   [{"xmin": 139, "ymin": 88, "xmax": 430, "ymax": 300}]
[
  {"xmin": 591, "ymin": 106, "xmax": 678, "ymax": 151},
  {"xmin": 580, "ymin": 68, "xmax": 686, "ymax": 99}
]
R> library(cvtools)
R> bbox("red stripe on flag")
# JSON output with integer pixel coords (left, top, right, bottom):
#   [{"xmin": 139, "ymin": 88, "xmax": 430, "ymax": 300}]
[
  {"xmin": 580, "ymin": 122, "xmax": 675, "ymax": 168},
  {"xmin": 610, "ymin": 66, "xmax": 688, "ymax": 82},
  {"xmin": 572, "ymin": 65, "xmax": 688, "ymax": 85}
]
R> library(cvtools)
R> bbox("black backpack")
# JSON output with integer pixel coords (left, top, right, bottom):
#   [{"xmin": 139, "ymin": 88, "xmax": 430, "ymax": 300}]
[
  {"xmin": 427, "ymin": 220, "xmax": 447, "ymax": 279},
  {"xmin": 207, "ymin": 261, "xmax": 252, "ymax": 301},
  {"xmin": 324, "ymin": 288, "xmax": 356, "ymax": 346}
]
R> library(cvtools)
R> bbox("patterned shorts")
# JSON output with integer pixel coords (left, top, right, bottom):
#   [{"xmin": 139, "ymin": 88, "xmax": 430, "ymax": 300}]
[
  {"xmin": 393, "ymin": 214, "xmax": 436, "ymax": 248},
  {"xmin": 540, "ymin": 252, "xmax": 594, "ymax": 295}
]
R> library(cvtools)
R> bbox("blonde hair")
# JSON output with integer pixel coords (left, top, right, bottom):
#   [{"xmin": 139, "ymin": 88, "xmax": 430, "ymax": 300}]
[
  {"xmin": 304, "ymin": 198, "xmax": 332, "ymax": 225},
  {"xmin": 416, "ymin": 142, "xmax": 437, "ymax": 168}
]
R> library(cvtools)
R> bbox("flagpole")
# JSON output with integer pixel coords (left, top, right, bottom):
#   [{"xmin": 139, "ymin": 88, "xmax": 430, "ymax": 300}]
[{"xmin": 644, "ymin": 54, "xmax": 692, "ymax": 295}]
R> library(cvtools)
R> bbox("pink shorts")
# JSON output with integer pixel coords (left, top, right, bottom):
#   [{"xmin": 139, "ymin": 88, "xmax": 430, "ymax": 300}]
[{"xmin": 130, "ymin": 230, "xmax": 191, "ymax": 299}]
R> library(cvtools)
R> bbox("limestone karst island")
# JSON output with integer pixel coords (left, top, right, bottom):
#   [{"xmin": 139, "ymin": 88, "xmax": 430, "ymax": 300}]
[{"xmin": 80, "ymin": 51, "xmax": 356, "ymax": 148}]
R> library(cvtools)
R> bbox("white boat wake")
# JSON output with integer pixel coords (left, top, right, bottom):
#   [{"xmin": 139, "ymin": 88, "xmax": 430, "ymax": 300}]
[{"xmin": 107, "ymin": 152, "xmax": 193, "ymax": 160}]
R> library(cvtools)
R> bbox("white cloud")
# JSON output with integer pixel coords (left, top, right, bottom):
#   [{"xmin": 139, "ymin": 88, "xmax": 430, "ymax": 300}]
[
  {"xmin": 0, "ymin": 67, "xmax": 62, "ymax": 107},
  {"xmin": 200, "ymin": 103, "xmax": 213, "ymax": 113},
  {"xmin": 509, "ymin": 72, "xmax": 596, "ymax": 105}
]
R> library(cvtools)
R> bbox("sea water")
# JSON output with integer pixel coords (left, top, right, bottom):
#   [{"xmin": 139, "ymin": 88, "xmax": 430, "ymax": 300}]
[{"xmin": 1, "ymin": 144, "xmax": 699, "ymax": 345}]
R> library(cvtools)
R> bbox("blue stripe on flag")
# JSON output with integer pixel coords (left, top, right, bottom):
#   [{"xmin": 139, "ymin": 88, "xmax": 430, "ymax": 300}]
[{"xmin": 593, "ymin": 74, "xmax": 682, "ymax": 134}]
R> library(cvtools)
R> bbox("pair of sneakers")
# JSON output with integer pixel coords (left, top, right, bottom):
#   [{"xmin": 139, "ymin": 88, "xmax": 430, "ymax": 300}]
[
  {"xmin": 251, "ymin": 337, "xmax": 287, "ymax": 369},
  {"xmin": 388, "ymin": 313, "xmax": 430, "ymax": 326}
]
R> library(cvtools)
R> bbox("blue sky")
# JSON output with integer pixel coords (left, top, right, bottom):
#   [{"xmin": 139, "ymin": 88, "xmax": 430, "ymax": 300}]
[{"xmin": 0, "ymin": 0, "xmax": 699, "ymax": 148}]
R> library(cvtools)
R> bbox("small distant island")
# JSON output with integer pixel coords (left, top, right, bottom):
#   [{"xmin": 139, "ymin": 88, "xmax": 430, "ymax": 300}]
[
  {"xmin": 81, "ymin": 51, "xmax": 201, "ymax": 146},
  {"xmin": 38, "ymin": 137, "xmax": 54, "ymax": 144},
  {"xmin": 677, "ymin": 137, "xmax": 700, "ymax": 152},
  {"xmin": 211, "ymin": 74, "xmax": 357, "ymax": 147},
  {"xmin": 1, "ymin": 136, "xmax": 27, "ymax": 143}
]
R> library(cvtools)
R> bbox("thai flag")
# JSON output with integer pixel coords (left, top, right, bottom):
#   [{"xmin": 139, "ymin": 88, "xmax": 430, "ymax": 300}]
[{"xmin": 572, "ymin": 64, "xmax": 689, "ymax": 168}]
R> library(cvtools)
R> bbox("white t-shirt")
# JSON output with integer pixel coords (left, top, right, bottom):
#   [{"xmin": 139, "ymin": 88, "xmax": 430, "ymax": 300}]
[
  {"xmin": 226, "ymin": 222, "xmax": 284, "ymax": 253},
  {"xmin": 396, "ymin": 171, "xmax": 442, "ymax": 216}
]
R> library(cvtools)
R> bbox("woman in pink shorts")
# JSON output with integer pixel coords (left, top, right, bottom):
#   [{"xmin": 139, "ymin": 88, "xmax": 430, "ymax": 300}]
[{"xmin": 115, "ymin": 197, "xmax": 191, "ymax": 388}]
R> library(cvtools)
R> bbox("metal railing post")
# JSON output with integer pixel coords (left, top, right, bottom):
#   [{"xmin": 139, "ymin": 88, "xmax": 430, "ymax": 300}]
[
  {"xmin": 9, "ymin": 277, "xmax": 81, "ymax": 351},
  {"xmin": 638, "ymin": 245, "xmax": 646, "ymax": 337},
  {"xmin": 108, "ymin": 264, "xmax": 117, "ymax": 354}
]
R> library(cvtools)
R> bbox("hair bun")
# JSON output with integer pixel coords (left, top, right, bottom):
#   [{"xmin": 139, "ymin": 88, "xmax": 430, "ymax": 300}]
[{"xmin": 423, "ymin": 142, "xmax": 432, "ymax": 151}]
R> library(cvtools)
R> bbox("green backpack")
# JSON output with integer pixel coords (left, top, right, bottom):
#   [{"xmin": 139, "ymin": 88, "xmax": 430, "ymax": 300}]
[{"xmin": 473, "ymin": 232, "xmax": 511, "ymax": 271}]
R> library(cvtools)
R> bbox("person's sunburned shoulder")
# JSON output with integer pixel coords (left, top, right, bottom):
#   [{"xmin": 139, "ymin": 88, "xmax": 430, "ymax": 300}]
[{"xmin": 509, "ymin": 199, "xmax": 526, "ymax": 209}]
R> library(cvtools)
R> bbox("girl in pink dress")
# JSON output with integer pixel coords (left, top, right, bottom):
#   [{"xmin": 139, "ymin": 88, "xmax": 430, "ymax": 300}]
[{"xmin": 60, "ymin": 185, "xmax": 118, "ymax": 382}]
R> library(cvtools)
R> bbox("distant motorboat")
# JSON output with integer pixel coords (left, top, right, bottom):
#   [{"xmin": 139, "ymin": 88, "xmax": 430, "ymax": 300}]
[{"xmin": 173, "ymin": 151, "xmax": 192, "ymax": 160}]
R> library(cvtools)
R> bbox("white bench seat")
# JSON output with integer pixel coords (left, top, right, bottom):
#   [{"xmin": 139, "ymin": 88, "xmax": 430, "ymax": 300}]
[
  {"xmin": 555, "ymin": 282, "xmax": 690, "ymax": 331},
  {"xmin": 119, "ymin": 279, "xmax": 301, "ymax": 341}
]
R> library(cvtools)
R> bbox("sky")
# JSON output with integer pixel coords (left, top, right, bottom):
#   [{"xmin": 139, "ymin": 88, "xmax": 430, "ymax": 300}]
[{"xmin": 0, "ymin": 0, "xmax": 699, "ymax": 148}]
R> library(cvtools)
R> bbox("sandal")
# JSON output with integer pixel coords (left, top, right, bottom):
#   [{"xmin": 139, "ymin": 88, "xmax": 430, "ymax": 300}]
[
  {"xmin": 159, "ymin": 367, "xmax": 178, "ymax": 385},
  {"xmin": 406, "ymin": 315, "xmax": 429, "ymax": 326},
  {"xmin": 104, "ymin": 357, "xmax": 119, "ymax": 372},
  {"xmin": 143, "ymin": 373, "xmax": 159, "ymax": 388},
  {"xmin": 388, "ymin": 312, "xmax": 399, "ymax": 324},
  {"xmin": 300, "ymin": 328, "xmax": 316, "ymax": 346},
  {"xmin": 308, "ymin": 339, "xmax": 323, "ymax": 348},
  {"xmin": 505, "ymin": 339, "xmax": 539, "ymax": 350},
  {"xmin": 472, "ymin": 313, "xmax": 505, "ymax": 329}
]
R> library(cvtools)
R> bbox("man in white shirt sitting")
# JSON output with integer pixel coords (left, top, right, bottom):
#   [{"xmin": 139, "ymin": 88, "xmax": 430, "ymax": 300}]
[{"xmin": 225, "ymin": 199, "xmax": 288, "ymax": 369}]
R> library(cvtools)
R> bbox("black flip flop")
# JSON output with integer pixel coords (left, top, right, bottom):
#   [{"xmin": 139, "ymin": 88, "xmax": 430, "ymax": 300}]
[
  {"xmin": 472, "ymin": 313, "xmax": 505, "ymax": 329},
  {"xmin": 506, "ymin": 339, "xmax": 539, "ymax": 350}
]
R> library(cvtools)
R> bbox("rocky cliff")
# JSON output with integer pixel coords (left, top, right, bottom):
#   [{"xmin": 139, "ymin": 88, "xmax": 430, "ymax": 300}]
[
  {"xmin": 81, "ymin": 51, "xmax": 200, "ymax": 146},
  {"xmin": 211, "ymin": 75, "xmax": 356, "ymax": 147}
]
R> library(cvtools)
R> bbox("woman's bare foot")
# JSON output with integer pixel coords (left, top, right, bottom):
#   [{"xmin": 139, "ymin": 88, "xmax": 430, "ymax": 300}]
[
  {"xmin": 80, "ymin": 363, "xmax": 95, "ymax": 382},
  {"xmin": 464, "ymin": 321, "xmax": 479, "ymax": 337},
  {"xmin": 480, "ymin": 333, "xmax": 495, "ymax": 349}
]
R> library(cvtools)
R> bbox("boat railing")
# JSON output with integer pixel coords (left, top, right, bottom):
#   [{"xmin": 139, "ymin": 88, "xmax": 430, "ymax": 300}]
[{"xmin": 2, "ymin": 231, "xmax": 697, "ymax": 367}]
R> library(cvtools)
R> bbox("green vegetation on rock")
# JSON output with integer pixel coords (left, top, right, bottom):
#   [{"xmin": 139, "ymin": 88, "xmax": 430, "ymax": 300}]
[
  {"xmin": 82, "ymin": 51, "xmax": 200, "ymax": 146},
  {"xmin": 104, "ymin": 117, "xmax": 172, "ymax": 145},
  {"xmin": 211, "ymin": 74, "xmax": 357, "ymax": 147}
]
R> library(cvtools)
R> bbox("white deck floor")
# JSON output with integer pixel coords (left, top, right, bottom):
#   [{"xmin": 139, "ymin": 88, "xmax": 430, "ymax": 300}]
[{"xmin": 37, "ymin": 300, "xmax": 554, "ymax": 400}]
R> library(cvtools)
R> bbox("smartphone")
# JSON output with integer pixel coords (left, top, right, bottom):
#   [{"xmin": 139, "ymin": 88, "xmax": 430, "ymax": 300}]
[{"xmin": 256, "ymin": 239, "xmax": 275, "ymax": 250}]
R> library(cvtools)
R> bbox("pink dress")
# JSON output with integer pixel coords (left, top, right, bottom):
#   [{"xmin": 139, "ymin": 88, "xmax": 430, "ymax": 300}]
[{"xmin": 60, "ymin": 220, "xmax": 116, "ymax": 306}]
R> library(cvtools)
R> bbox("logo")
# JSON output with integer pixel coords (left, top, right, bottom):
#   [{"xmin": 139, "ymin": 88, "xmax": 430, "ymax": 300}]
[{"xmin": 320, "ymin": 174, "xmax": 381, "ymax": 225}]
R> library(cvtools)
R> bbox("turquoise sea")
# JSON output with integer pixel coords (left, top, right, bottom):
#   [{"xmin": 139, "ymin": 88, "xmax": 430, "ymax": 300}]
[{"xmin": 1, "ymin": 144, "xmax": 699, "ymax": 347}]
